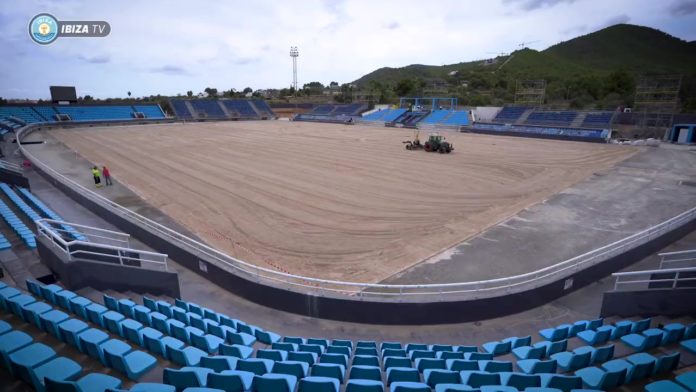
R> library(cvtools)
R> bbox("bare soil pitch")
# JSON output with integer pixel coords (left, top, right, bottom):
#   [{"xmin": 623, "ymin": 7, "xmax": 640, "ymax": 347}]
[{"xmin": 52, "ymin": 121, "xmax": 636, "ymax": 283}]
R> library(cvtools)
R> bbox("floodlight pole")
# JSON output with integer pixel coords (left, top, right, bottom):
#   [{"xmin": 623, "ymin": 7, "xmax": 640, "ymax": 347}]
[{"xmin": 290, "ymin": 46, "xmax": 299, "ymax": 115}]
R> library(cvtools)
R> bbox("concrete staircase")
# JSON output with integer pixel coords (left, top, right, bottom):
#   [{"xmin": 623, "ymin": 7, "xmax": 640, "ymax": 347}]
[
  {"xmin": 247, "ymin": 101, "xmax": 266, "ymax": 119},
  {"xmin": 217, "ymin": 101, "xmax": 233, "ymax": 118},
  {"xmin": 183, "ymin": 101, "xmax": 196, "ymax": 118},
  {"xmin": 516, "ymin": 108, "xmax": 535, "ymax": 125},
  {"xmin": 571, "ymin": 112, "xmax": 587, "ymax": 128}
]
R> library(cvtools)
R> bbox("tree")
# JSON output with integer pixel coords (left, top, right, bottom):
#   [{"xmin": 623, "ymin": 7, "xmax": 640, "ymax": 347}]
[
  {"xmin": 242, "ymin": 87, "xmax": 253, "ymax": 94},
  {"xmin": 203, "ymin": 87, "xmax": 218, "ymax": 97},
  {"xmin": 127, "ymin": 91, "xmax": 131, "ymax": 98},
  {"xmin": 395, "ymin": 79, "xmax": 416, "ymax": 97},
  {"xmin": 186, "ymin": 90, "xmax": 193, "ymax": 98},
  {"xmin": 329, "ymin": 81, "xmax": 339, "ymax": 88},
  {"xmin": 83, "ymin": 95, "xmax": 94, "ymax": 101}
]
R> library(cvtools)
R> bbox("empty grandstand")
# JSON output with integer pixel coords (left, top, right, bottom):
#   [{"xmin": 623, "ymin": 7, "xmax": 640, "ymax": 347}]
[
  {"xmin": 169, "ymin": 99, "xmax": 275, "ymax": 120},
  {"xmin": 0, "ymin": 104, "xmax": 166, "ymax": 124},
  {"xmin": 293, "ymin": 103, "xmax": 367, "ymax": 123}
]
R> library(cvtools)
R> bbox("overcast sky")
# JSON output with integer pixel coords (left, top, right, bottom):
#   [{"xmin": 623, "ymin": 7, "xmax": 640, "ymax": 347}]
[{"xmin": 1, "ymin": 0, "xmax": 695, "ymax": 99}]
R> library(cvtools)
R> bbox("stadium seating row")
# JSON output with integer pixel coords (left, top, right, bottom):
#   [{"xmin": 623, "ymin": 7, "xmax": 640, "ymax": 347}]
[
  {"xmin": 309, "ymin": 104, "xmax": 367, "ymax": 117},
  {"xmin": 0, "ymin": 104, "xmax": 166, "ymax": 123},
  {"xmin": 17, "ymin": 186, "xmax": 87, "ymax": 241},
  {"xmin": 469, "ymin": 123, "xmax": 610, "ymax": 141},
  {"xmin": 491, "ymin": 106, "xmax": 614, "ymax": 130},
  {"xmin": 169, "ymin": 99, "xmax": 275, "ymax": 120},
  {"xmin": 0, "ymin": 198, "xmax": 35, "ymax": 248},
  {"xmin": 361, "ymin": 109, "xmax": 408, "ymax": 123}
]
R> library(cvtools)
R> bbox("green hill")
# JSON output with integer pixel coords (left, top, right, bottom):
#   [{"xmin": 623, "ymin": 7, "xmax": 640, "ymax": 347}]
[{"xmin": 351, "ymin": 24, "xmax": 696, "ymax": 111}]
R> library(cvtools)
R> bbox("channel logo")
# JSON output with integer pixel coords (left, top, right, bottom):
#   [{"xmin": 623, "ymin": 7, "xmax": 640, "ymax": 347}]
[{"xmin": 28, "ymin": 13, "xmax": 110, "ymax": 45}]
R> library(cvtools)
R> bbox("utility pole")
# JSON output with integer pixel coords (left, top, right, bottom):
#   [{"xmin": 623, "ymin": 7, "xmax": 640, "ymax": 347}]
[{"xmin": 290, "ymin": 46, "xmax": 299, "ymax": 116}]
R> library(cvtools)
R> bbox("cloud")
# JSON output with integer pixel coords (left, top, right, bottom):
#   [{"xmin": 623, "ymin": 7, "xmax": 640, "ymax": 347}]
[
  {"xmin": 233, "ymin": 57, "xmax": 260, "ymax": 65},
  {"xmin": 602, "ymin": 14, "xmax": 631, "ymax": 27},
  {"xmin": 502, "ymin": 0, "xmax": 575, "ymax": 11},
  {"xmin": 561, "ymin": 24, "xmax": 587, "ymax": 35},
  {"xmin": 79, "ymin": 54, "xmax": 110, "ymax": 64},
  {"xmin": 669, "ymin": 0, "xmax": 696, "ymax": 15},
  {"xmin": 149, "ymin": 65, "xmax": 190, "ymax": 75},
  {"xmin": 385, "ymin": 21, "xmax": 400, "ymax": 30}
]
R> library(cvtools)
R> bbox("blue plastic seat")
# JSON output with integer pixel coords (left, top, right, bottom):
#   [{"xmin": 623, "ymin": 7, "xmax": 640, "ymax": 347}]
[
  {"xmin": 168, "ymin": 319, "xmax": 189, "ymax": 342},
  {"xmin": 200, "ymin": 355, "xmax": 239, "ymax": 373},
  {"xmin": 7, "ymin": 293, "xmax": 36, "ymax": 317},
  {"xmin": 251, "ymin": 373, "xmax": 297, "ymax": 392},
  {"xmin": 384, "ymin": 356, "xmax": 412, "ymax": 371},
  {"xmin": 207, "ymin": 369, "xmax": 255, "ymax": 392},
  {"xmin": 357, "ymin": 341, "xmax": 377, "ymax": 349},
  {"xmin": 305, "ymin": 338, "xmax": 327, "ymax": 347},
  {"xmin": 167, "ymin": 345, "xmax": 207, "ymax": 367},
  {"xmin": 300, "ymin": 343, "xmax": 325, "ymax": 356},
  {"xmin": 482, "ymin": 340, "xmax": 512, "ymax": 356},
  {"xmin": 142, "ymin": 296, "xmax": 157, "ymax": 311},
  {"xmin": 533, "ymin": 339, "xmax": 567, "ymax": 358},
  {"xmin": 423, "ymin": 369, "xmax": 461, "ymax": 387},
  {"xmin": 479, "ymin": 360, "xmax": 513, "ymax": 373},
  {"xmin": 621, "ymin": 328, "xmax": 664, "ymax": 351},
  {"xmin": 103, "ymin": 294, "xmax": 119, "ymax": 311},
  {"xmin": 272, "ymin": 342, "xmax": 299, "ymax": 352},
  {"xmin": 130, "ymin": 383, "xmax": 177, "ymax": 392},
  {"xmin": 681, "ymin": 339, "xmax": 696, "ymax": 355},
  {"xmin": 578, "ymin": 344, "xmax": 614, "ymax": 365},
  {"xmin": 190, "ymin": 331, "xmax": 225, "ymax": 354},
  {"xmin": 57, "ymin": 318, "xmax": 89, "ymax": 347},
  {"xmin": 54, "ymin": 290, "xmax": 77, "ymax": 310},
  {"xmin": 100, "ymin": 339, "xmax": 132, "ymax": 367},
  {"xmin": 77, "ymin": 328, "xmax": 109, "ymax": 356},
  {"xmin": 163, "ymin": 366, "xmax": 213, "ymax": 390},
  {"xmin": 574, "ymin": 366, "xmax": 625, "ymax": 390},
  {"xmin": 45, "ymin": 372, "xmax": 123, "ymax": 392},
  {"xmin": 106, "ymin": 349, "xmax": 157, "ymax": 380},
  {"xmin": 512, "ymin": 345, "xmax": 545, "ymax": 360},
  {"xmin": 39, "ymin": 309, "xmax": 70, "ymax": 337},
  {"xmin": 387, "ymin": 367, "xmax": 420, "ymax": 385},
  {"xmin": 117, "ymin": 298, "xmax": 137, "ymax": 318},
  {"xmin": 602, "ymin": 358, "xmax": 651, "ymax": 383},
  {"xmin": 68, "ymin": 296, "xmax": 92, "ymax": 320},
  {"xmin": 576, "ymin": 326, "xmax": 612, "ymax": 345},
  {"xmin": 446, "ymin": 359, "xmax": 479, "ymax": 371},
  {"xmin": 272, "ymin": 360, "xmax": 310, "ymax": 379},
  {"xmin": 133, "ymin": 305, "xmax": 152, "ymax": 325},
  {"xmin": 631, "ymin": 318, "xmax": 652, "ymax": 333},
  {"xmin": 0, "ymin": 330, "xmax": 32, "ymax": 370},
  {"xmin": 29, "ymin": 357, "xmax": 82, "ymax": 392},
  {"xmin": 551, "ymin": 350, "xmax": 591, "ymax": 371},
  {"xmin": 410, "ymin": 350, "xmax": 436, "ymax": 361},
  {"xmin": 0, "ymin": 320, "xmax": 10, "ymax": 335},
  {"xmin": 283, "ymin": 336, "xmax": 305, "ymax": 345},
  {"xmin": 345, "ymin": 379, "xmax": 384, "ymax": 392},
  {"xmin": 22, "ymin": 301, "xmax": 53, "ymax": 327},
  {"xmin": 349, "ymin": 365, "xmax": 382, "ymax": 381},
  {"xmin": 517, "ymin": 359, "xmax": 557, "ymax": 374},
  {"xmin": 383, "ymin": 348, "xmax": 408, "ymax": 358},
  {"xmin": 390, "ymin": 381, "xmax": 430, "ymax": 392},
  {"xmin": 321, "ymin": 353, "xmax": 348, "ymax": 367},
  {"xmin": 460, "ymin": 371, "xmax": 501, "ymax": 387},
  {"xmin": 326, "ymin": 345, "xmax": 351, "ymax": 357},
  {"xmin": 39, "ymin": 284, "xmax": 63, "ymax": 304},
  {"xmin": 416, "ymin": 358, "xmax": 446, "ymax": 372},
  {"xmin": 438, "ymin": 351, "xmax": 465, "ymax": 360},
  {"xmin": 287, "ymin": 351, "xmax": 318, "ymax": 366},
  {"xmin": 256, "ymin": 329, "xmax": 281, "ymax": 345},
  {"xmin": 465, "ymin": 352, "xmax": 493, "ymax": 361},
  {"xmin": 645, "ymin": 380, "xmax": 689, "ymax": 392},
  {"xmin": 227, "ymin": 331, "xmax": 256, "ymax": 347},
  {"xmin": 499, "ymin": 372, "xmax": 541, "ymax": 389},
  {"xmin": 381, "ymin": 342, "xmax": 402, "ymax": 351},
  {"xmin": 236, "ymin": 358, "xmax": 274, "ymax": 376},
  {"xmin": 298, "ymin": 376, "xmax": 340, "ymax": 392},
  {"xmin": 311, "ymin": 363, "xmax": 346, "ymax": 383},
  {"xmin": 353, "ymin": 355, "xmax": 380, "ymax": 367},
  {"xmin": 256, "ymin": 349, "xmax": 288, "ymax": 362},
  {"xmin": 676, "ymin": 372, "xmax": 696, "ymax": 391},
  {"xmin": 539, "ymin": 374, "xmax": 582, "ymax": 392},
  {"xmin": 150, "ymin": 312, "xmax": 170, "ymax": 334},
  {"xmin": 85, "ymin": 303, "xmax": 108, "ymax": 326},
  {"xmin": 9, "ymin": 343, "xmax": 56, "ymax": 383},
  {"xmin": 220, "ymin": 343, "xmax": 254, "ymax": 359},
  {"xmin": 539, "ymin": 326, "xmax": 568, "ymax": 341},
  {"xmin": 144, "ymin": 333, "xmax": 180, "ymax": 358},
  {"xmin": 433, "ymin": 384, "xmax": 471, "ymax": 392}
]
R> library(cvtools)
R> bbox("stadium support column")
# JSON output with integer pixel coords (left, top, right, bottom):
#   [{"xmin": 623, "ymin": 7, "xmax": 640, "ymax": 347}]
[{"xmin": 290, "ymin": 46, "xmax": 299, "ymax": 115}]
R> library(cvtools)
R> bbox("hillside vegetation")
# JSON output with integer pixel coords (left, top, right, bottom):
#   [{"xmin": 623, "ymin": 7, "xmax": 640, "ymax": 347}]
[{"xmin": 351, "ymin": 24, "xmax": 696, "ymax": 112}]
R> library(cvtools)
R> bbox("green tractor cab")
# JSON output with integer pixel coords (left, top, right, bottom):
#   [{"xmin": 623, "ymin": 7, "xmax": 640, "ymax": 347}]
[{"xmin": 424, "ymin": 133, "xmax": 453, "ymax": 153}]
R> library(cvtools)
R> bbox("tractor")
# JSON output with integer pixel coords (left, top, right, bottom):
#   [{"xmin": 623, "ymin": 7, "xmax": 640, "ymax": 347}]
[
  {"xmin": 403, "ymin": 131, "xmax": 423, "ymax": 150},
  {"xmin": 424, "ymin": 133, "xmax": 453, "ymax": 153}
]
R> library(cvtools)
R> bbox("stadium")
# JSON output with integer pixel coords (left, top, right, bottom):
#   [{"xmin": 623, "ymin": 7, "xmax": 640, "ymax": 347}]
[{"xmin": 1, "ymin": 1, "xmax": 696, "ymax": 392}]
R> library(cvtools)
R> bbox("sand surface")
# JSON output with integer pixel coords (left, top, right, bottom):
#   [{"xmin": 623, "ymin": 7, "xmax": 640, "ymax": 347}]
[{"xmin": 51, "ymin": 121, "xmax": 636, "ymax": 283}]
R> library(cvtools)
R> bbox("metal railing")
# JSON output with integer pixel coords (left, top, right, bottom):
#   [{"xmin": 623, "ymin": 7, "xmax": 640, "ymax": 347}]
[
  {"xmin": 36, "ymin": 219, "xmax": 168, "ymax": 271},
  {"xmin": 17, "ymin": 123, "xmax": 696, "ymax": 300},
  {"xmin": 612, "ymin": 266, "xmax": 696, "ymax": 291},
  {"xmin": 0, "ymin": 159, "xmax": 23, "ymax": 174},
  {"xmin": 659, "ymin": 249, "xmax": 696, "ymax": 269}
]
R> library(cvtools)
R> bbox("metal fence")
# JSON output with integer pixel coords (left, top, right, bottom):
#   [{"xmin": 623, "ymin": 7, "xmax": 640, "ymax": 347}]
[
  {"xmin": 659, "ymin": 249, "xmax": 696, "ymax": 269},
  {"xmin": 36, "ymin": 218, "xmax": 168, "ymax": 271},
  {"xmin": 17, "ymin": 123, "xmax": 696, "ymax": 301},
  {"xmin": 612, "ymin": 266, "xmax": 696, "ymax": 291}
]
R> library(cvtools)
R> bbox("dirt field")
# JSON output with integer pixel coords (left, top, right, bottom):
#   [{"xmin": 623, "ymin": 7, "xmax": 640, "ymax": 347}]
[{"xmin": 51, "ymin": 121, "xmax": 637, "ymax": 283}]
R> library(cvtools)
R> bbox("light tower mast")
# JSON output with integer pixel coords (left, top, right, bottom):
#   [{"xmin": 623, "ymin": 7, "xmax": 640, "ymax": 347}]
[{"xmin": 290, "ymin": 46, "xmax": 299, "ymax": 94}]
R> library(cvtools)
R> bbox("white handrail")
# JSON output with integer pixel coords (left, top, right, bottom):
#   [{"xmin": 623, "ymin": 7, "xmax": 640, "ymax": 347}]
[
  {"xmin": 17, "ymin": 122, "xmax": 696, "ymax": 300},
  {"xmin": 612, "ymin": 266, "xmax": 696, "ymax": 291}
]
